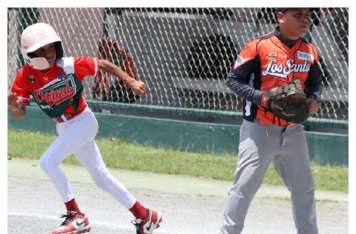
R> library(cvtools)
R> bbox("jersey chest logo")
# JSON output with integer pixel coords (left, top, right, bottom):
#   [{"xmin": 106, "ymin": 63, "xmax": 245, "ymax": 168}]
[
  {"xmin": 33, "ymin": 74, "xmax": 78, "ymax": 107},
  {"xmin": 262, "ymin": 59, "xmax": 311, "ymax": 79}
]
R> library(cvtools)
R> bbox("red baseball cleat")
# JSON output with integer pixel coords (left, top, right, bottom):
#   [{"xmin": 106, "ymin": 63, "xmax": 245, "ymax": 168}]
[
  {"xmin": 132, "ymin": 209, "xmax": 163, "ymax": 234},
  {"xmin": 52, "ymin": 211, "xmax": 91, "ymax": 234}
]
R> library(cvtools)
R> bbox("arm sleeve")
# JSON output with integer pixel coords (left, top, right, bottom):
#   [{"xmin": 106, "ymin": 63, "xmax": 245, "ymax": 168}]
[
  {"xmin": 226, "ymin": 40, "xmax": 263, "ymax": 105},
  {"xmin": 304, "ymin": 54, "xmax": 322, "ymax": 99},
  {"xmin": 10, "ymin": 68, "xmax": 31, "ymax": 102},
  {"xmin": 74, "ymin": 56, "xmax": 99, "ymax": 81}
]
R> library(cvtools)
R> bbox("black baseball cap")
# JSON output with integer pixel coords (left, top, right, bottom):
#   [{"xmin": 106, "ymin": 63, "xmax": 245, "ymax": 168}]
[
  {"xmin": 275, "ymin": 8, "xmax": 289, "ymax": 13},
  {"xmin": 275, "ymin": 8, "xmax": 313, "ymax": 13}
]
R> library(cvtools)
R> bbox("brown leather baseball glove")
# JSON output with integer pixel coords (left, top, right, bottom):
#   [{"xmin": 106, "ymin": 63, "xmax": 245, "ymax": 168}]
[{"xmin": 265, "ymin": 79, "xmax": 309, "ymax": 124}]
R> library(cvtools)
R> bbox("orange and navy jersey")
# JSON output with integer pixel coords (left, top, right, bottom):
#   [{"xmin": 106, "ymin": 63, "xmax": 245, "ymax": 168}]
[
  {"xmin": 11, "ymin": 56, "xmax": 98, "ymax": 118},
  {"xmin": 227, "ymin": 29, "xmax": 322, "ymax": 126}
]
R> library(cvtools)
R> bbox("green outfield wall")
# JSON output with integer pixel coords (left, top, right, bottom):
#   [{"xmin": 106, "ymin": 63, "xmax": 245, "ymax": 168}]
[{"xmin": 8, "ymin": 104, "xmax": 348, "ymax": 165}]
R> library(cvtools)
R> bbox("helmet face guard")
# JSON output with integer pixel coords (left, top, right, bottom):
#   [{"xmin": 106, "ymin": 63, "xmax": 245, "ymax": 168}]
[
  {"xmin": 21, "ymin": 23, "xmax": 63, "ymax": 70},
  {"xmin": 27, "ymin": 57, "xmax": 51, "ymax": 71}
]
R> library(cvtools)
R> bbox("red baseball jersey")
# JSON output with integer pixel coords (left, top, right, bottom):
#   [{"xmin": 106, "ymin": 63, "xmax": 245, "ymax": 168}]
[{"xmin": 11, "ymin": 57, "xmax": 98, "ymax": 118}]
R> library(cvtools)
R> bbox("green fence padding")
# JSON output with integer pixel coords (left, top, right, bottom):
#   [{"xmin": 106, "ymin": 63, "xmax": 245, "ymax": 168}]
[
  {"xmin": 306, "ymin": 132, "xmax": 348, "ymax": 165},
  {"xmin": 8, "ymin": 105, "xmax": 348, "ymax": 165},
  {"xmin": 95, "ymin": 113, "xmax": 240, "ymax": 154},
  {"xmin": 88, "ymin": 101, "xmax": 348, "ymax": 130}
]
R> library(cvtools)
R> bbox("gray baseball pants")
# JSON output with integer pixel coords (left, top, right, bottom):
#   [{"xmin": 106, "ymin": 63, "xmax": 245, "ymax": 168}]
[{"xmin": 221, "ymin": 120, "xmax": 318, "ymax": 234}]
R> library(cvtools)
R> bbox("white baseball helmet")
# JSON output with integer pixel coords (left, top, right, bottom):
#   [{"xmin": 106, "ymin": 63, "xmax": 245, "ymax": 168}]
[{"xmin": 21, "ymin": 23, "xmax": 63, "ymax": 70}]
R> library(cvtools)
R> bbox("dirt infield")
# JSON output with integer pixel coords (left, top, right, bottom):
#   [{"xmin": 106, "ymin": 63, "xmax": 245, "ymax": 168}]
[{"xmin": 8, "ymin": 158, "xmax": 348, "ymax": 234}]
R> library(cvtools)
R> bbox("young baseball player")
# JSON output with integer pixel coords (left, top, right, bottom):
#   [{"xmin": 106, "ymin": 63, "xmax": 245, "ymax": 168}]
[
  {"xmin": 8, "ymin": 22, "xmax": 162, "ymax": 234},
  {"xmin": 221, "ymin": 8, "xmax": 321, "ymax": 234}
]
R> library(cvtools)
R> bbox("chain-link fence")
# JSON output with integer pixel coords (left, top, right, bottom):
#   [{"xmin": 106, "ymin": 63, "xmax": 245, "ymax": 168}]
[{"xmin": 8, "ymin": 8, "xmax": 348, "ymax": 120}]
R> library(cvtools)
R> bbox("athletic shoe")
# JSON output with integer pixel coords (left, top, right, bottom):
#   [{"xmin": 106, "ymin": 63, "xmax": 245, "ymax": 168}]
[
  {"xmin": 52, "ymin": 211, "xmax": 91, "ymax": 234},
  {"xmin": 132, "ymin": 209, "xmax": 163, "ymax": 234}
]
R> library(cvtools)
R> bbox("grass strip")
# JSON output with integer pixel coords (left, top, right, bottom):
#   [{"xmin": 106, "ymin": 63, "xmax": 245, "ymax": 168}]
[{"xmin": 8, "ymin": 129, "xmax": 348, "ymax": 192}]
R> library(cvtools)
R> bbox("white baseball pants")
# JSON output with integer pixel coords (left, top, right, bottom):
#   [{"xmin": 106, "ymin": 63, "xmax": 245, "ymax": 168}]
[{"xmin": 39, "ymin": 108, "xmax": 136, "ymax": 209}]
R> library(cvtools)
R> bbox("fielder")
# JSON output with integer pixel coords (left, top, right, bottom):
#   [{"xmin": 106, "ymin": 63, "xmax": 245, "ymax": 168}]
[
  {"xmin": 8, "ymin": 22, "xmax": 162, "ymax": 234},
  {"xmin": 221, "ymin": 8, "xmax": 321, "ymax": 234}
]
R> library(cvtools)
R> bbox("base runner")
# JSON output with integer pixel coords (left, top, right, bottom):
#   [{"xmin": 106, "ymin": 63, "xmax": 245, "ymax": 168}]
[{"xmin": 8, "ymin": 22, "xmax": 162, "ymax": 234}]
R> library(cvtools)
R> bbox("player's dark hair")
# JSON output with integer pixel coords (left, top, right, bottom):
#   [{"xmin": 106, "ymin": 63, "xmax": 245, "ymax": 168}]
[{"xmin": 54, "ymin": 41, "xmax": 63, "ymax": 58}]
